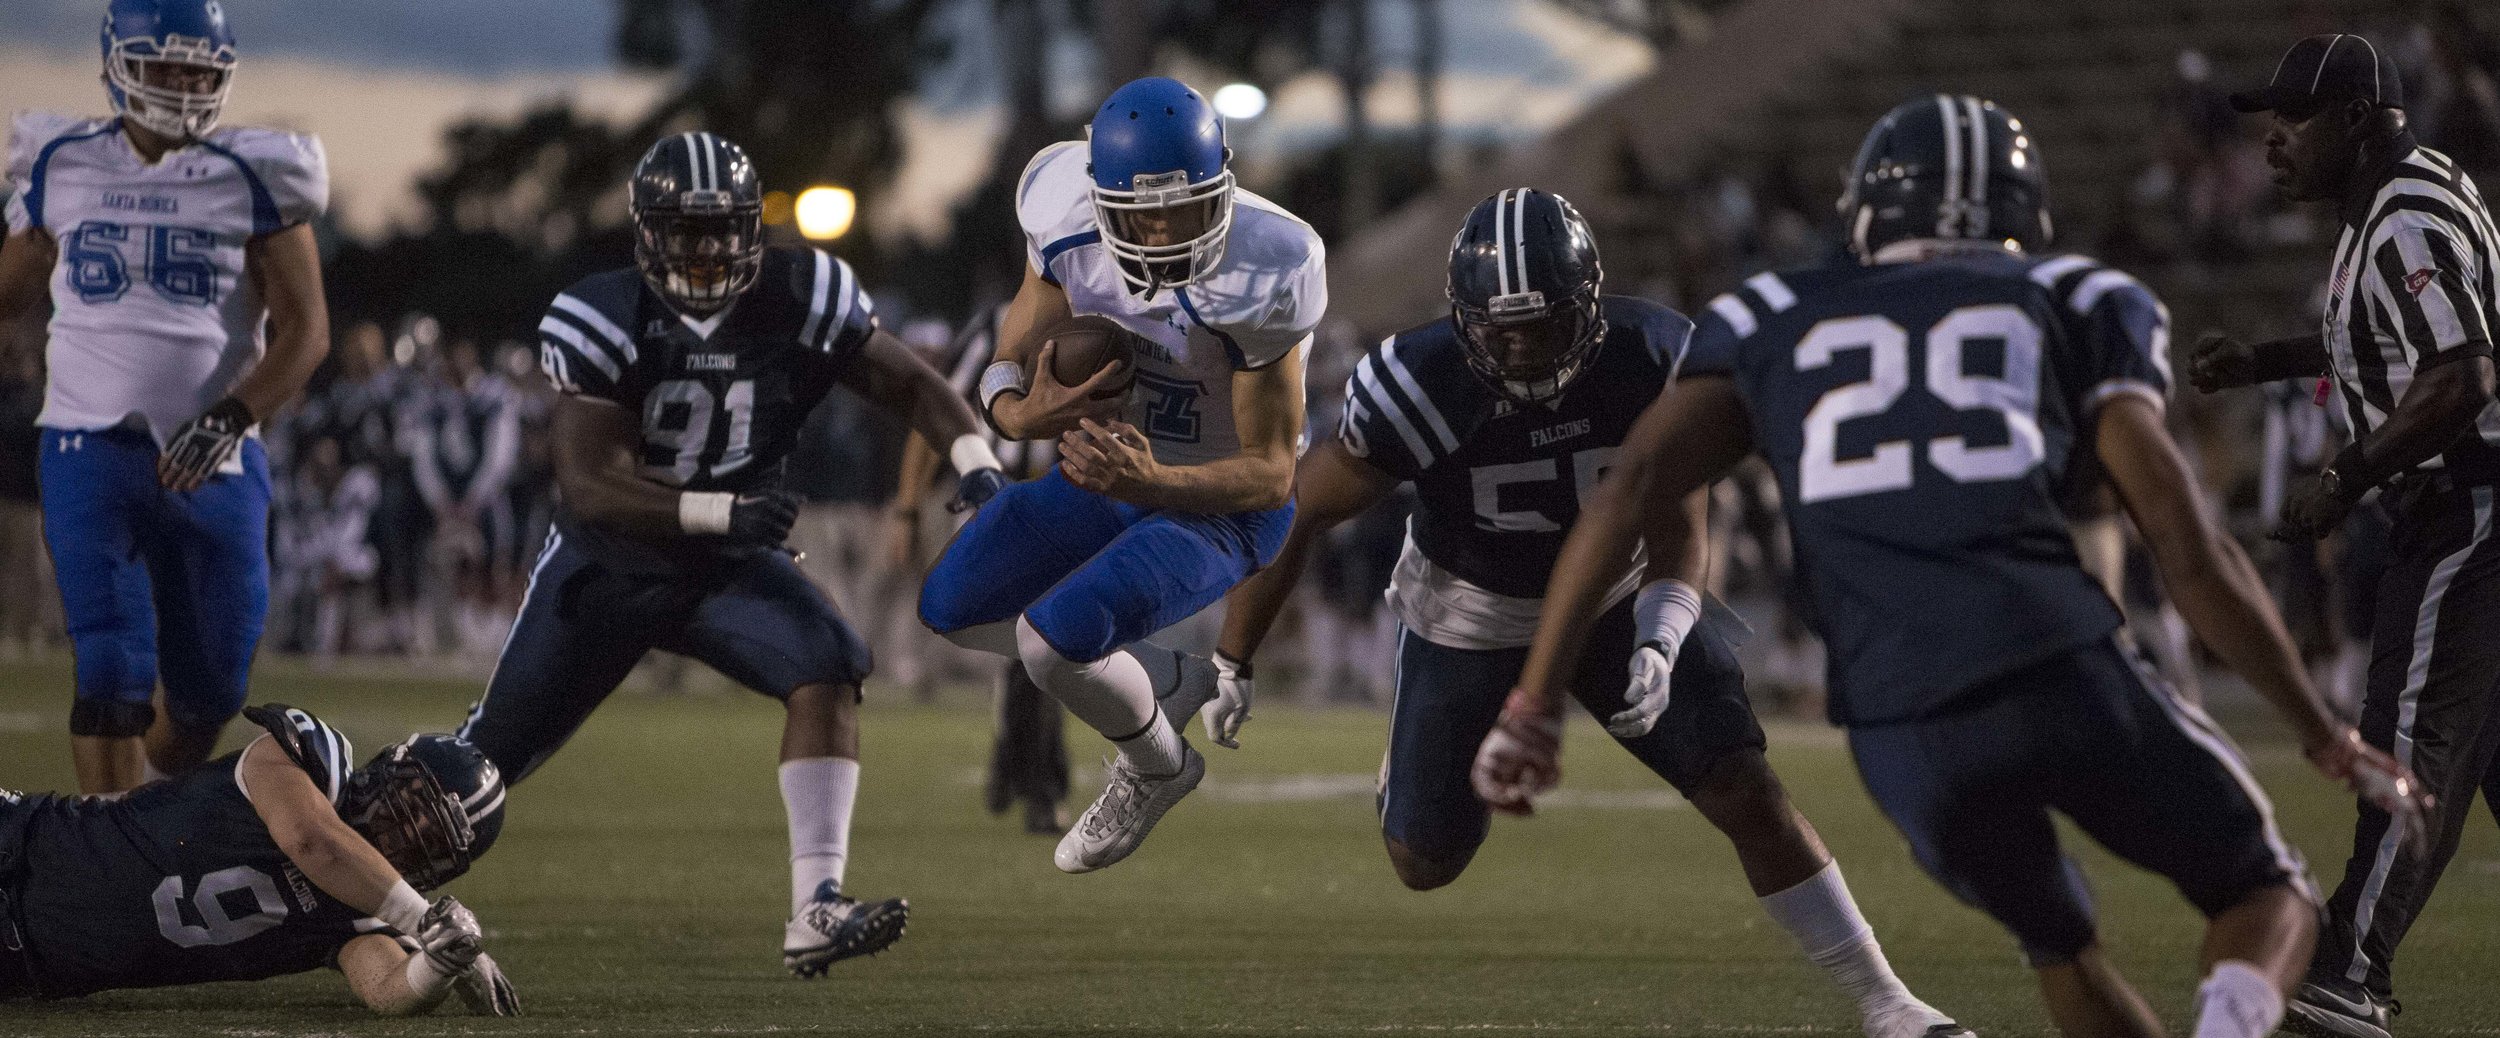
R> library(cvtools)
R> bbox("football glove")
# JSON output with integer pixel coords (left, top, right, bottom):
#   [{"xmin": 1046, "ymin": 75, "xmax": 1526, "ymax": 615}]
[
  {"xmin": 453, "ymin": 950, "xmax": 522, "ymax": 1016},
  {"xmin": 159, "ymin": 396, "xmax": 254, "ymax": 492},
  {"xmin": 1604, "ymin": 642, "xmax": 1675, "ymax": 739},
  {"xmin": 951, "ymin": 467, "xmax": 1008, "ymax": 513},
  {"xmin": 2309, "ymin": 727, "xmax": 2433, "ymax": 857},
  {"xmin": 412, "ymin": 896, "xmax": 484, "ymax": 976},
  {"xmin": 727, "ymin": 491, "xmax": 801, "ymax": 545},
  {"xmin": 1205, "ymin": 651, "xmax": 1253, "ymax": 749},
  {"xmin": 1471, "ymin": 689, "xmax": 1563, "ymax": 816}
]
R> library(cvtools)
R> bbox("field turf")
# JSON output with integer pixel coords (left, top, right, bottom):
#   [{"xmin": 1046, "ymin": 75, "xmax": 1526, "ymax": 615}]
[{"xmin": 2, "ymin": 656, "xmax": 2498, "ymax": 1037}]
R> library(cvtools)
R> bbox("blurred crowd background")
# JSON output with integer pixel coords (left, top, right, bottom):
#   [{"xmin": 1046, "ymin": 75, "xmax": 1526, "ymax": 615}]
[{"xmin": 0, "ymin": 0, "xmax": 2494, "ymax": 713}]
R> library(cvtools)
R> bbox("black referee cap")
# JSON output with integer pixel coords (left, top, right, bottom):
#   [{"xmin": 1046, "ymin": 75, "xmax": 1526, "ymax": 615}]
[{"xmin": 2231, "ymin": 33, "xmax": 2404, "ymax": 117}]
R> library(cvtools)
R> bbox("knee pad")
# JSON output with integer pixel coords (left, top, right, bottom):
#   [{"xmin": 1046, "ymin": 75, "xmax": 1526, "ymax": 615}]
[
  {"xmin": 70, "ymin": 699, "xmax": 154, "ymax": 738},
  {"xmin": 1014, "ymin": 616, "xmax": 1091, "ymax": 690}
]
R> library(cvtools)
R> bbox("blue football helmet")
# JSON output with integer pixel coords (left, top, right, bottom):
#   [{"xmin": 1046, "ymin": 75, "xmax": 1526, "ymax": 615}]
[
  {"xmin": 342, "ymin": 733, "xmax": 506, "ymax": 892},
  {"xmin": 1088, "ymin": 77, "xmax": 1234, "ymax": 296},
  {"xmin": 100, "ymin": 0, "xmax": 238, "ymax": 141},
  {"xmin": 1840, "ymin": 94, "xmax": 2051, "ymax": 260}
]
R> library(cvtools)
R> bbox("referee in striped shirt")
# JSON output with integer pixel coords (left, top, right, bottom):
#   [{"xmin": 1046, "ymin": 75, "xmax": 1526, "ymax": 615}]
[{"xmin": 2193, "ymin": 34, "xmax": 2500, "ymax": 1038}]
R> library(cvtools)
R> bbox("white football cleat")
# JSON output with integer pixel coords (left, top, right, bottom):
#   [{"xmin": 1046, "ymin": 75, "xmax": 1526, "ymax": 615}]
[
  {"xmin": 1054, "ymin": 743, "xmax": 1205, "ymax": 874},
  {"xmin": 1865, "ymin": 1000, "xmax": 1976, "ymax": 1038},
  {"xmin": 782, "ymin": 880, "xmax": 909, "ymax": 978}
]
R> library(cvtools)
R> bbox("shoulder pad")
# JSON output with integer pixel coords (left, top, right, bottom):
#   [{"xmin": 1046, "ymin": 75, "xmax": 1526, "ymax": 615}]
[
  {"xmin": 7, "ymin": 112, "xmax": 96, "ymax": 183},
  {"xmin": 538, "ymin": 270, "xmax": 643, "ymax": 396},
  {"xmin": 241, "ymin": 703, "xmax": 357, "ymax": 806},
  {"xmin": 1017, "ymin": 141, "xmax": 1097, "ymax": 272},
  {"xmin": 200, "ymin": 127, "xmax": 330, "ymax": 231},
  {"xmin": 1601, "ymin": 296, "xmax": 1695, "ymax": 372}
]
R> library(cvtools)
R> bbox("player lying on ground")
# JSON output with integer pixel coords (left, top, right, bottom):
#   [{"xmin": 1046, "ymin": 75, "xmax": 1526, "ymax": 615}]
[
  {"xmin": 0, "ymin": 0, "xmax": 331, "ymax": 794},
  {"xmin": 0, "ymin": 704, "xmax": 515, "ymax": 1015},
  {"xmin": 457, "ymin": 132, "xmax": 1003, "ymax": 978},
  {"xmin": 1477, "ymin": 95, "xmax": 2429, "ymax": 1038},
  {"xmin": 918, "ymin": 77, "xmax": 1326, "ymax": 874},
  {"xmin": 1214, "ymin": 188, "xmax": 1971, "ymax": 1038}
]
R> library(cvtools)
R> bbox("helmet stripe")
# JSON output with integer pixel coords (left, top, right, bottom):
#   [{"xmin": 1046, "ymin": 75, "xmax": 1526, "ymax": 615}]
[
  {"xmin": 681, "ymin": 133, "xmax": 702, "ymax": 193},
  {"xmin": 466, "ymin": 786, "xmax": 506, "ymax": 825},
  {"xmin": 1935, "ymin": 95, "xmax": 1962, "ymax": 236},
  {"xmin": 1513, "ymin": 190, "xmax": 1532, "ymax": 293},
  {"xmin": 1962, "ymin": 96, "xmax": 1988, "ymax": 236},
  {"xmin": 1492, "ymin": 188, "xmax": 1514, "ymax": 296}
]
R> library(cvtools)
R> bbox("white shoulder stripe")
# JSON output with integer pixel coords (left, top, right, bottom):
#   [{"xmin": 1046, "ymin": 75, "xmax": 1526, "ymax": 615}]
[
  {"xmin": 1743, "ymin": 272, "xmax": 1797, "ymax": 313},
  {"xmin": 829, "ymin": 257, "xmax": 859, "ymax": 345},
  {"xmin": 539, "ymin": 316, "xmax": 621, "ymax": 382},
  {"xmin": 1379, "ymin": 340, "xmax": 1459, "ymax": 456},
  {"xmin": 798, "ymin": 250, "xmax": 833, "ymax": 348},
  {"xmin": 1354, "ymin": 354, "xmax": 1436, "ymax": 466},
  {"xmin": 2028, "ymin": 254, "xmax": 2096, "ymax": 288},
  {"xmin": 1707, "ymin": 293, "xmax": 1758, "ymax": 339},
  {"xmin": 551, "ymin": 294, "xmax": 636, "ymax": 364},
  {"xmin": 2067, "ymin": 268, "xmax": 2142, "ymax": 314}
]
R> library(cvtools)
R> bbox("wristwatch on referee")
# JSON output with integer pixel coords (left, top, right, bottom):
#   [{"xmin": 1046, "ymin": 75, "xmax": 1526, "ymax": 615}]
[{"xmin": 2321, "ymin": 441, "xmax": 2380, "ymax": 505}]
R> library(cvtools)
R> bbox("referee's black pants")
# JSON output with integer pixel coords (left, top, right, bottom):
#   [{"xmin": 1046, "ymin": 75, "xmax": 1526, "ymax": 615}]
[{"xmin": 2314, "ymin": 482, "xmax": 2500, "ymax": 1000}]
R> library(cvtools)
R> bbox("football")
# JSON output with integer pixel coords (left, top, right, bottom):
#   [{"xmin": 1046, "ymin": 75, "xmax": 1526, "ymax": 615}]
[{"xmin": 1040, "ymin": 315, "xmax": 1142, "ymax": 399}]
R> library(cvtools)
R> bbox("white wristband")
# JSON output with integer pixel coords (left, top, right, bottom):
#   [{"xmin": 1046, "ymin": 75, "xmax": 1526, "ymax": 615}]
[
  {"xmin": 950, "ymin": 434, "xmax": 1003, "ymax": 477},
  {"xmin": 1634, "ymin": 579, "xmax": 1703, "ymax": 659},
  {"xmin": 678, "ymin": 491, "xmax": 735, "ymax": 535},
  {"xmin": 377, "ymin": 880, "xmax": 429, "ymax": 935},
  {"xmin": 978, "ymin": 360, "xmax": 1027, "ymax": 437}
]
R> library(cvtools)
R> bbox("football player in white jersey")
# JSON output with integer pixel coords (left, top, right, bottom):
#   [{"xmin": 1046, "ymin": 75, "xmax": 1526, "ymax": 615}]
[
  {"xmin": 918, "ymin": 76, "xmax": 1326, "ymax": 873},
  {"xmin": 0, "ymin": 0, "xmax": 331, "ymax": 793}
]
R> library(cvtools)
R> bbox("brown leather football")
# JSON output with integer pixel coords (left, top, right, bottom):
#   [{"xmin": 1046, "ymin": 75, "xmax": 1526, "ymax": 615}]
[{"xmin": 1041, "ymin": 315, "xmax": 1142, "ymax": 400}]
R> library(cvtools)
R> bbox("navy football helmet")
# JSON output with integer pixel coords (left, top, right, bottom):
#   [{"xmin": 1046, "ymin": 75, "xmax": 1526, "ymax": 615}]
[
  {"xmin": 632, "ymin": 132, "xmax": 765, "ymax": 314},
  {"xmin": 342, "ymin": 733, "xmax": 506, "ymax": 892},
  {"xmin": 1840, "ymin": 95, "xmax": 2051, "ymax": 260},
  {"xmin": 1447, "ymin": 188, "xmax": 1606, "ymax": 407},
  {"xmin": 1088, "ymin": 77, "xmax": 1234, "ymax": 297},
  {"xmin": 100, "ymin": 0, "xmax": 238, "ymax": 140}
]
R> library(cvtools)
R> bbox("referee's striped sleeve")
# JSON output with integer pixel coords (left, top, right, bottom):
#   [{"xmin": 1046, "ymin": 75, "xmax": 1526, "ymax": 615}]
[{"xmin": 2366, "ymin": 208, "xmax": 2495, "ymax": 368}]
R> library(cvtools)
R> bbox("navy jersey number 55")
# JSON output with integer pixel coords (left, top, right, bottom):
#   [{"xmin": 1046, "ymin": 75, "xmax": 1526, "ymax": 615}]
[{"xmin": 1699, "ymin": 252, "xmax": 2170, "ymax": 724}]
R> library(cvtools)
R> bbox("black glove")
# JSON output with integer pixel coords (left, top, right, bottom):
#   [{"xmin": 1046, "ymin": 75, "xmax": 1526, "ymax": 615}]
[
  {"xmin": 950, "ymin": 467, "xmax": 1008, "ymax": 513},
  {"xmin": 160, "ymin": 396, "xmax": 254, "ymax": 492},
  {"xmin": 727, "ymin": 492, "xmax": 800, "ymax": 545}
]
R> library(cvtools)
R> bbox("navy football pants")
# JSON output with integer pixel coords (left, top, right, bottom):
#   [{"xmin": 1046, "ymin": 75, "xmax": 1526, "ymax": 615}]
[
  {"xmin": 39, "ymin": 427, "xmax": 268, "ymax": 731},
  {"xmin": 1381, "ymin": 600, "xmax": 1766, "ymax": 863},
  {"xmin": 1847, "ymin": 638, "xmax": 2309, "ymax": 967},
  {"xmin": 459, "ymin": 530, "xmax": 871, "ymax": 783}
]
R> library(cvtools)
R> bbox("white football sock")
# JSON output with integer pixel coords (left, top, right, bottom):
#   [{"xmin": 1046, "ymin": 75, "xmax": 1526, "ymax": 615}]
[
  {"xmin": 780, "ymin": 756, "xmax": 858, "ymax": 912},
  {"xmin": 2193, "ymin": 961, "xmax": 2283, "ymax": 1038},
  {"xmin": 1758, "ymin": 861, "xmax": 1918, "ymax": 1013},
  {"xmin": 1111, "ymin": 706, "xmax": 1186, "ymax": 776},
  {"xmin": 1015, "ymin": 616, "xmax": 1165, "ymax": 742}
]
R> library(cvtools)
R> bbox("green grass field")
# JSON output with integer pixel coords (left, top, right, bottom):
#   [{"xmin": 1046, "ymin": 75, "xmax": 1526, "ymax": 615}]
[{"xmin": 3, "ymin": 656, "xmax": 2498, "ymax": 1037}]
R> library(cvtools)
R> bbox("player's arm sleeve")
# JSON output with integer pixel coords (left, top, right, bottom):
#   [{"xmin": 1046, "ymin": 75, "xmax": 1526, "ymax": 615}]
[
  {"xmin": 802, "ymin": 249, "xmax": 878, "ymax": 364},
  {"xmin": 1682, "ymin": 294, "xmax": 1751, "ymax": 381},
  {"xmin": 1337, "ymin": 342, "xmax": 1441, "ymax": 482},
  {"xmin": 2058, "ymin": 262, "xmax": 2173, "ymax": 415},
  {"xmin": 236, "ymin": 704, "xmax": 358, "ymax": 805},
  {"xmin": 2368, "ymin": 210, "xmax": 2495, "ymax": 370},
  {"xmin": 536, "ymin": 289, "xmax": 633, "ymax": 402}
]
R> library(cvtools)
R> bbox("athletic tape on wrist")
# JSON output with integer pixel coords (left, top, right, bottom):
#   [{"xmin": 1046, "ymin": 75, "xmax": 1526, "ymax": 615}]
[
  {"xmin": 377, "ymin": 881, "xmax": 429, "ymax": 935},
  {"xmin": 1634, "ymin": 579, "xmax": 1703, "ymax": 659},
  {"xmin": 679, "ymin": 492, "xmax": 735, "ymax": 535},
  {"xmin": 978, "ymin": 361, "xmax": 1028, "ymax": 435}
]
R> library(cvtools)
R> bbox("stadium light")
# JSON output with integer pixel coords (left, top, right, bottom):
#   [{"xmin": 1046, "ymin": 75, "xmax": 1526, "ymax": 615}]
[
  {"xmin": 795, "ymin": 186, "xmax": 857, "ymax": 240},
  {"xmin": 1212, "ymin": 83, "xmax": 1268, "ymax": 121}
]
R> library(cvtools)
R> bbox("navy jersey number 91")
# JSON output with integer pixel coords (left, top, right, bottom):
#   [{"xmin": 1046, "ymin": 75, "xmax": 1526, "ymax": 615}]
[{"xmin": 1699, "ymin": 254, "xmax": 2170, "ymax": 724}]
